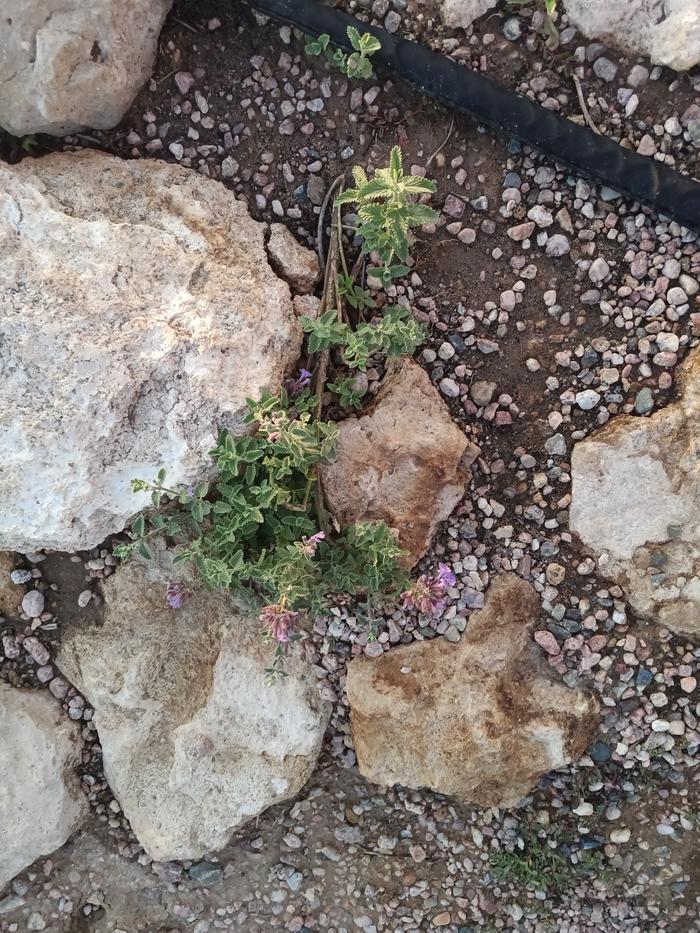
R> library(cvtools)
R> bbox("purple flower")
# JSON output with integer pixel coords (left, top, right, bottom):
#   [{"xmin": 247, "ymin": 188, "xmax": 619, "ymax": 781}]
[
  {"xmin": 299, "ymin": 530, "xmax": 326, "ymax": 556},
  {"xmin": 166, "ymin": 580, "xmax": 190, "ymax": 609},
  {"xmin": 285, "ymin": 367, "xmax": 313, "ymax": 395},
  {"xmin": 260, "ymin": 604, "xmax": 300, "ymax": 643},
  {"xmin": 437, "ymin": 563, "xmax": 456, "ymax": 588},
  {"xmin": 401, "ymin": 563, "xmax": 455, "ymax": 616}
]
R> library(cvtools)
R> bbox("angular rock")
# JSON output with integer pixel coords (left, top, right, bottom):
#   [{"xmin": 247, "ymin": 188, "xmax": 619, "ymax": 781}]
[
  {"xmin": 346, "ymin": 575, "xmax": 599, "ymax": 808},
  {"xmin": 57, "ymin": 542, "xmax": 331, "ymax": 861},
  {"xmin": 570, "ymin": 347, "xmax": 700, "ymax": 638},
  {"xmin": 319, "ymin": 358, "xmax": 480, "ymax": 567},
  {"xmin": 562, "ymin": 0, "xmax": 700, "ymax": 72},
  {"xmin": 0, "ymin": 0, "xmax": 172, "ymax": 137},
  {"xmin": 0, "ymin": 152, "xmax": 303, "ymax": 553},
  {"xmin": 0, "ymin": 684, "xmax": 87, "ymax": 889},
  {"xmin": 266, "ymin": 224, "xmax": 321, "ymax": 294},
  {"xmin": 436, "ymin": 0, "xmax": 498, "ymax": 29}
]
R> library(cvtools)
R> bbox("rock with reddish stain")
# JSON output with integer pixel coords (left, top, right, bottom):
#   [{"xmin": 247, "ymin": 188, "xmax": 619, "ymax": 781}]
[
  {"xmin": 346, "ymin": 575, "xmax": 599, "ymax": 809},
  {"xmin": 320, "ymin": 358, "xmax": 480, "ymax": 567}
]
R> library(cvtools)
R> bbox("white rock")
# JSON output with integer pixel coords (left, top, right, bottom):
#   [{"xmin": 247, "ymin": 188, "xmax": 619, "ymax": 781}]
[
  {"xmin": 0, "ymin": 0, "xmax": 172, "ymax": 136},
  {"xmin": 21, "ymin": 590, "xmax": 45, "ymax": 619},
  {"xmin": 562, "ymin": 0, "xmax": 700, "ymax": 71},
  {"xmin": 589, "ymin": 257, "xmax": 610, "ymax": 283},
  {"xmin": 266, "ymin": 224, "xmax": 320, "ymax": 294},
  {"xmin": 437, "ymin": 0, "xmax": 497, "ymax": 28},
  {"xmin": 576, "ymin": 390, "xmax": 601, "ymax": 410},
  {"xmin": 570, "ymin": 347, "xmax": 700, "ymax": 638},
  {"xmin": 0, "ymin": 684, "xmax": 87, "ymax": 889},
  {"xmin": 57, "ymin": 542, "xmax": 331, "ymax": 861},
  {"xmin": 0, "ymin": 152, "xmax": 303, "ymax": 553}
]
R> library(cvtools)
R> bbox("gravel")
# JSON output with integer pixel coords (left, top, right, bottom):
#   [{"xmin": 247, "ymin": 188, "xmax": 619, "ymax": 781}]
[{"xmin": 1, "ymin": 3, "xmax": 699, "ymax": 931}]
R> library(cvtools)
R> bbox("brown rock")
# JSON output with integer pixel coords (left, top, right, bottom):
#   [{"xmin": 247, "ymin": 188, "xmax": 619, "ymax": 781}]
[
  {"xmin": 0, "ymin": 552, "xmax": 21, "ymax": 618},
  {"xmin": 346, "ymin": 575, "xmax": 599, "ymax": 808},
  {"xmin": 320, "ymin": 358, "xmax": 479, "ymax": 566},
  {"xmin": 266, "ymin": 224, "xmax": 321, "ymax": 294}
]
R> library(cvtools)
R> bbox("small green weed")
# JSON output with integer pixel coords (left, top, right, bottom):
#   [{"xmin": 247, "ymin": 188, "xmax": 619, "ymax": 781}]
[
  {"xmin": 490, "ymin": 826, "xmax": 616, "ymax": 894},
  {"xmin": 336, "ymin": 146, "xmax": 438, "ymax": 285},
  {"xmin": 305, "ymin": 26, "xmax": 381, "ymax": 79},
  {"xmin": 116, "ymin": 389, "xmax": 409, "ymax": 678},
  {"xmin": 302, "ymin": 304, "xmax": 427, "ymax": 371}
]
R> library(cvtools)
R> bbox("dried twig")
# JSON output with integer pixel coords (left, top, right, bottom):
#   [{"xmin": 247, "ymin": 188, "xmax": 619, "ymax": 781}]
[
  {"xmin": 573, "ymin": 75, "xmax": 602, "ymax": 135},
  {"xmin": 316, "ymin": 174, "xmax": 345, "ymax": 268},
  {"xmin": 426, "ymin": 114, "xmax": 455, "ymax": 167}
]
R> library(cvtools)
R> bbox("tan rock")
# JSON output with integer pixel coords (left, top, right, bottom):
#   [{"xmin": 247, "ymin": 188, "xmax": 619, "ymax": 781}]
[
  {"xmin": 346, "ymin": 575, "xmax": 598, "ymax": 808},
  {"xmin": 0, "ymin": 0, "xmax": 172, "ymax": 137},
  {"xmin": 58, "ymin": 541, "xmax": 331, "ymax": 861},
  {"xmin": 320, "ymin": 358, "xmax": 479, "ymax": 566},
  {"xmin": 0, "ymin": 552, "xmax": 21, "ymax": 618},
  {"xmin": 267, "ymin": 224, "xmax": 321, "ymax": 294},
  {"xmin": 571, "ymin": 347, "xmax": 700, "ymax": 638},
  {"xmin": 1, "ymin": 684, "xmax": 87, "ymax": 889},
  {"xmin": 0, "ymin": 152, "xmax": 304, "ymax": 553},
  {"xmin": 292, "ymin": 294, "xmax": 322, "ymax": 320},
  {"xmin": 563, "ymin": 0, "xmax": 699, "ymax": 72}
]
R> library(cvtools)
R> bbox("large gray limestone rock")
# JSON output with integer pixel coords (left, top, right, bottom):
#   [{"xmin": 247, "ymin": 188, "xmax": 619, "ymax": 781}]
[
  {"xmin": 0, "ymin": 0, "xmax": 172, "ymax": 137},
  {"xmin": 0, "ymin": 152, "xmax": 304, "ymax": 553},
  {"xmin": 0, "ymin": 684, "xmax": 87, "ymax": 889},
  {"xmin": 571, "ymin": 348, "xmax": 700, "ymax": 639},
  {"xmin": 58, "ymin": 543, "xmax": 331, "ymax": 861}
]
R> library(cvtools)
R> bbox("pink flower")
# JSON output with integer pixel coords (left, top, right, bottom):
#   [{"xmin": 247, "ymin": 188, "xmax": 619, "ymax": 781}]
[
  {"xmin": 300, "ymin": 531, "xmax": 326, "ymax": 556},
  {"xmin": 401, "ymin": 563, "xmax": 455, "ymax": 616},
  {"xmin": 166, "ymin": 581, "xmax": 190, "ymax": 609},
  {"xmin": 260, "ymin": 604, "xmax": 300, "ymax": 643}
]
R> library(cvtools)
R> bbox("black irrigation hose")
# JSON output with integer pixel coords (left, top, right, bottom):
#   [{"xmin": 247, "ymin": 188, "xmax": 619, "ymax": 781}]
[{"xmin": 249, "ymin": 0, "xmax": 700, "ymax": 234}]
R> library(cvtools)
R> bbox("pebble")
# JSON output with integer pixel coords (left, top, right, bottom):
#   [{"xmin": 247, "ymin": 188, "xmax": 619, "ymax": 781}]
[
  {"xmin": 470, "ymin": 381, "xmax": 496, "ymax": 406},
  {"xmin": 589, "ymin": 257, "xmax": 610, "ymax": 283},
  {"xmin": 593, "ymin": 57, "xmax": 618, "ymax": 82},
  {"xmin": 21, "ymin": 590, "xmax": 45, "ymax": 618},
  {"xmin": 545, "ymin": 234, "xmax": 570, "ymax": 257},
  {"xmin": 634, "ymin": 387, "xmax": 654, "ymax": 414},
  {"xmin": 576, "ymin": 390, "xmax": 601, "ymax": 410},
  {"xmin": 609, "ymin": 828, "xmax": 631, "ymax": 844},
  {"xmin": 439, "ymin": 378, "xmax": 460, "ymax": 398},
  {"xmin": 10, "ymin": 569, "xmax": 32, "ymax": 585}
]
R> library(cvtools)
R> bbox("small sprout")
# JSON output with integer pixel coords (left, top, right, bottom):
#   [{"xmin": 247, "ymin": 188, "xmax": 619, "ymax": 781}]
[
  {"xmin": 335, "ymin": 146, "xmax": 438, "ymax": 281},
  {"xmin": 304, "ymin": 26, "xmax": 380, "ymax": 80}
]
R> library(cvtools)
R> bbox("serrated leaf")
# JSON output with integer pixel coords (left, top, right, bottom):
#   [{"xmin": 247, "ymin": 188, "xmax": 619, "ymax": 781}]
[
  {"xmin": 132, "ymin": 514, "xmax": 145, "ymax": 537},
  {"xmin": 346, "ymin": 25, "xmax": 361, "ymax": 50}
]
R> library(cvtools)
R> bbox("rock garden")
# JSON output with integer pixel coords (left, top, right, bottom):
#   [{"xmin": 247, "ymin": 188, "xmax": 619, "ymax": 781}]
[{"xmin": 0, "ymin": 1, "xmax": 699, "ymax": 931}]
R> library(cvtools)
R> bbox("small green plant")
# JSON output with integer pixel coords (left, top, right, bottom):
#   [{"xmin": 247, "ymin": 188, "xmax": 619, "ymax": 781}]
[
  {"xmin": 490, "ymin": 835, "xmax": 570, "ymax": 893},
  {"xmin": 302, "ymin": 305, "xmax": 427, "ymax": 372},
  {"xmin": 116, "ymin": 388, "xmax": 409, "ymax": 678},
  {"xmin": 328, "ymin": 375, "xmax": 366, "ymax": 410},
  {"xmin": 305, "ymin": 26, "xmax": 381, "ymax": 79},
  {"xmin": 20, "ymin": 135, "xmax": 38, "ymax": 153},
  {"xmin": 337, "ymin": 273, "xmax": 376, "ymax": 313},
  {"xmin": 336, "ymin": 146, "xmax": 438, "ymax": 285}
]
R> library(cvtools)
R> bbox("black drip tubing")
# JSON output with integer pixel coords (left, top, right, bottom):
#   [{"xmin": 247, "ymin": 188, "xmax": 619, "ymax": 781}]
[{"xmin": 248, "ymin": 0, "xmax": 700, "ymax": 234}]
